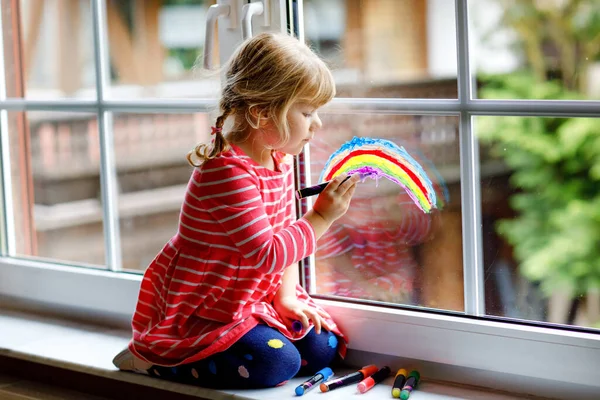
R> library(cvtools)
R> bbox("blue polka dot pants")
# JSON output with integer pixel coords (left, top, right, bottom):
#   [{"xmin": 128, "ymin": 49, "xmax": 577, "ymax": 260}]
[{"xmin": 149, "ymin": 324, "xmax": 339, "ymax": 389}]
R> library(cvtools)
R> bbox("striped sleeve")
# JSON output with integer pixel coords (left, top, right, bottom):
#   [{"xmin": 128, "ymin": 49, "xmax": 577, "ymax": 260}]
[{"xmin": 196, "ymin": 158, "xmax": 316, "ymax": 274}]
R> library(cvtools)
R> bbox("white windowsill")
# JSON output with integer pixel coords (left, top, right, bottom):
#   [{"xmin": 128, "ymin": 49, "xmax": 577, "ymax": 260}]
[
  {"xmin": 0, "ymin": 308, "xmax": 534, "ymax": 400},
  {"xmin": 1, "ymin": 258, "xmax": 600, "ymax": 399}
]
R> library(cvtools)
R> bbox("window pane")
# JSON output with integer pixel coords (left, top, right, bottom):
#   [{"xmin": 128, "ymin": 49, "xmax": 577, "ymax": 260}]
[
  {"xmin": 477, "ymin": 115, "xmax": 600, "ymax": 330},
  {"xmin": 107, "ymin": 0, "xmax": 220, "ymax": 99},
  {"xmin": 7, "ymin": 111, "xmax": 106, "ymax": 267},
  {"xmin": 304, "ymin": 0, "xmax": 458, "ymax": 99},
  {"xmin": 307, "ymin": 113, "xmax": 464, "ymax": 311},
  {"xmin": 114, "ymin": 113, "xmax": 209, "ymax": 272},
  {"xmin": 470, "ymin": 0, "xmax": 600, "ymax": 100},
  {"xmin": 4, "ymin": 0, "xmax": 97, "ymax": 99}
]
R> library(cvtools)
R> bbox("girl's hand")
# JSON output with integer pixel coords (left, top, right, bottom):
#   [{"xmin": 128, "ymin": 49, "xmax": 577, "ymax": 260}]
[
  {"xmin": 273, "ymin": 295, "xmax": 331, "ymax": 334},
  {"xmin": 313, "ymin": 173, "xmax": 359, "ymax": 223}
]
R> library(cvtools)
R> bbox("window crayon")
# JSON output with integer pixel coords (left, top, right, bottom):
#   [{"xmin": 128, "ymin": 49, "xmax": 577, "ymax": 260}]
[
  {"xmin": 319, "ymin": 364, "xmax": 378, "ymax": 392},
  {"xmin": 357, "ymin": 366, "xmax": 391, "ymax": 394},
  {"xmin": 291, "ymin": 320, "xmax": 303, "ymax": 332},
  {"xmin": 391, "ymin": 368, "xmax": 408, "ymax": 398},
  {"xmin": 295, "ymin": 367, "xmax": 333, "ymax": 396},
  {"xmin": 400, "ymin": 370, "xmax": 421, "ymax": 400},
  {"xmin": 295, "ymin": 175, "xmax": 352, "ymax": 199}
]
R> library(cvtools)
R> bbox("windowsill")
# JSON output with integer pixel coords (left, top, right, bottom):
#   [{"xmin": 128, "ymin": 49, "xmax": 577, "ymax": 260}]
[{"xmin": 0, "ymin": 308, "xmax": 532, "ymax": 400}]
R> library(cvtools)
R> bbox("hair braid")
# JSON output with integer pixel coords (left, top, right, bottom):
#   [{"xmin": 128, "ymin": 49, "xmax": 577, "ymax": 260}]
[{"xmin": 186, "ymin": 106, "xmax": 233, "ymax": 167}]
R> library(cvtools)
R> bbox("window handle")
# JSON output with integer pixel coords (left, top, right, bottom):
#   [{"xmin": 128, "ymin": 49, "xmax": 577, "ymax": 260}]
[
  {"xmin": 203, "ymin": 3, "xmax": 236, "ymax": 70},
  {"xmin": 241, "ymin": 1, "xmax": 265, "ymax": 40}
]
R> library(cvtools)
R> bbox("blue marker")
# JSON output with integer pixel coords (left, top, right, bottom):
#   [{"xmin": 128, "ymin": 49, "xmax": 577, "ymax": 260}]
[{"xmin": 295, "ymin": 367, "xmax": 333, "ymax": 396}]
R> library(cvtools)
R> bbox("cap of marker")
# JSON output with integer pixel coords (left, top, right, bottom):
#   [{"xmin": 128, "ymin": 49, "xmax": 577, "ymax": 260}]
[
  {"xmin": 295, "ymin": 367, "xmax": 333, "ymax": 396},
  {"xmin": 321, "ymin": 367, "xmax": 334, "ymax": 380},
  {"xmin": 291, "ymin": 320, "xmax": 303, "ymax": 332},
  {"xmin": 360, "ymin": 364, "xmax": 379, "ymax": 377}
]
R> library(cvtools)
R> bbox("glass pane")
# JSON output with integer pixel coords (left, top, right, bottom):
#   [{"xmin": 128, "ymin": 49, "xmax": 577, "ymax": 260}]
[
  {"xmin": 107, "ymin": 0, "xmax": 220, "ymax": 99},
  {"xmin": 306, "ymin": 113, "xmax": 464, "ymax": 312},
  {"xmin": 3, "ymin": 0, "xmax": 97, "ymax": 98},
  {"xmin": 7, "ymin": 111, "xmax": 106, "ymax": 267},
  {"xmin": 114, "ymin": 113, "xmax": 209, "ymax": 272},
  {"xmin": 303, "ymin": 0, "xmax": 458, "ymax": 98},
  {"xmin": 477, "ymin": 115, "xmax": 600, "ymax": 330},
  {"xmin": 470, "ymin": 0, "xmax": 600, "ymax": 100}
]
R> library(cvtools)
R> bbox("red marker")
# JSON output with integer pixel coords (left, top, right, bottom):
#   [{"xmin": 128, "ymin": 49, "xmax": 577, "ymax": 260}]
[{"xmin": 357, "ymin": 366, "xmax": 391, "ymax": 394}]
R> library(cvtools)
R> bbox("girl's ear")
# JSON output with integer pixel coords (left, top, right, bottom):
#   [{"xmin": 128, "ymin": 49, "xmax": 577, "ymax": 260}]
[{"xmin": 249, "ymin": 106, "xmax": 270, "ymax": 128}]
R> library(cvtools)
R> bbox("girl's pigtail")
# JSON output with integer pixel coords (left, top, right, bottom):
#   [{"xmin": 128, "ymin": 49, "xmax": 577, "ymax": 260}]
[{"xmin": 187, "ymin": 107, "xmax": 232, "ymax": 167}]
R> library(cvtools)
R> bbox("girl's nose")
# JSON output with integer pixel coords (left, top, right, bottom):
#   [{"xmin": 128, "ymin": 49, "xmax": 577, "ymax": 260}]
[{"xmin": 312, "ymin": 112, "xmax": 322, "ymax": 130}]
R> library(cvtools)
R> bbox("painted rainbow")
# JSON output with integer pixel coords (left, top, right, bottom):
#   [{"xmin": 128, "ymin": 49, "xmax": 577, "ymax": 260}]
[{"xmin": 319, "ymin": 136, "xmax": 437, "ymax": 213}]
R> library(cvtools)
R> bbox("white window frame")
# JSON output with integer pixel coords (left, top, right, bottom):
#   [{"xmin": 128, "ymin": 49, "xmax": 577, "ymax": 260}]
[{"xmin": 0, "ymin": 1, "xmax": 599, "ymax": 398}]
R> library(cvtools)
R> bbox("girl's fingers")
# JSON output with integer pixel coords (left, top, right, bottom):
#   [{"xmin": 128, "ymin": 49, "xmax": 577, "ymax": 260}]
[
  {"xmin": 315, "ymin": 307, "xmax": 330, "ymax": 319},
  {"xmin": 343, "ymin": 181, "xmax": 357, "ymax": 198},
  {"xmin": 295, "ymin": 313, "xmax": 310, "ymax": 331},
  {"xmin": 315, "ymin": 308, "xmax": 333, "ymax": 332},
  {"xmin": 338, "ymin": 174, "xmax": 359, "ymax": 194},
  {"xmin": 320, "ymin": 316, "xmax": 332, "ymax": 332},
  {"xmin": 304, "ymin": 308, "xmax": 322, "ymax": 334},
  {"xmin": 329, "ymin": 173, "xmax": 348, "ymax": 191}
]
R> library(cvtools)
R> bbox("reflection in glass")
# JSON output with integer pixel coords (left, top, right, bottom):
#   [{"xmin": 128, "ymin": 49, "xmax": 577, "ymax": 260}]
[
  {"xmin": 307, "ymin": 113, "xmax": 464, "ymax": 312},
  {"xmin": 9, "ymin": 111, "xmax": 106, "ymax": 267},
  {"xmin": 470, "ymin": 0, "xmax": 600, "ymax": 100},
  {"xmin": 477, "ymin": 115, "xmax": 600, "ymax": 330},
  {"xmin": 107, "ymin": 0, "xmax": 219, "ymax": 98},
  {"xmin": 6, "ymin": 0, "xmax": 96, "ymax": 98},
  {"xmin": 114, "ymin": 113, "xmax": 210, "ymax": 272},
  {"xmin": 304, "ymin": 0, "xmax": 458, "ymax": 99}
]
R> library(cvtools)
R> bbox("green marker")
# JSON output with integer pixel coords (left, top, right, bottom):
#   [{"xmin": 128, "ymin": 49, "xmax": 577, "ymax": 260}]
[{"xmin": 400, "ymin": 370, "xmax": 420, "ymax": 400}]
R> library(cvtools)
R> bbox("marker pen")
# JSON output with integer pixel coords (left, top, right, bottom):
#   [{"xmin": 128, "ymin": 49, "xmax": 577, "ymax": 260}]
[
  {"xmin": 296, "ymin": 175, "xmax": 352, "ymax": 199},
  {"xmin": 400, "ymin": 370, "xmax": 421, "ymax": 400},
  {"xmin": 319, "ymin": 365, "xmax": 378, "ymax": 392},
  {"xmin": 391, "ymin": 368, "xmax": 408, "ymax": 398},
  {"xmin": 291, "ymin": 320, "xmax": 303, "ymax": 333},
  {"xmin": 295, "ymin": 367, "xmax": 333, "ymax": 396},
  {"xmin": 357, "ymin": 366, "xmax": 391, "ymax": 394}
]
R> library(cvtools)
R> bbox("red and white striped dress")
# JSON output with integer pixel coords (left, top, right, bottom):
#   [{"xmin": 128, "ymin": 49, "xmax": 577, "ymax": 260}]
[{"xmin": 129, "ymin": 145, "xmax": 347, "ymax": 367}]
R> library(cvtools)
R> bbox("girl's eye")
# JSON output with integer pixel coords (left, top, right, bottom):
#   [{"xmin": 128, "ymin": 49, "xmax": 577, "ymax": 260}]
[{"xmin": 303, "ymin": 113, "xmax": 312, "ymax": 118}]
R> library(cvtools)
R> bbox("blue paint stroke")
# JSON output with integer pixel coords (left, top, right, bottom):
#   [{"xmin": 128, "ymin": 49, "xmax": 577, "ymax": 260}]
[{"xmin": 320, "ymin": 136, "xmax": 437, "ymax": 210}]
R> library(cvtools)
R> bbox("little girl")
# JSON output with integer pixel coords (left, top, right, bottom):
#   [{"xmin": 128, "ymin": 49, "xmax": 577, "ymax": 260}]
[{"xmin": 113, "ymin": 32, "xmax": 359, "ymax": 389}]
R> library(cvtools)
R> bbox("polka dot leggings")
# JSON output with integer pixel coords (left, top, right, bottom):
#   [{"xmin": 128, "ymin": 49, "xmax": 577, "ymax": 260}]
[{"xmin": 148, "ymin": 324, "xmax": 339, "ymax": 389}]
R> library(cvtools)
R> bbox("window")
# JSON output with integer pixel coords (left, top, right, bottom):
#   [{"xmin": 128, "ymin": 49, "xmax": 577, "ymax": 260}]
[{"xmin": 1, "ymin": 1, "xmax": 599, "ymax": 397}]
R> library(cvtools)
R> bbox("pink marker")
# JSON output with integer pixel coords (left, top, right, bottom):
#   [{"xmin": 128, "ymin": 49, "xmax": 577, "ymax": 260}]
[{"xmin": 357, "ymin": 366, "xmax": 391, "ymax": 394}]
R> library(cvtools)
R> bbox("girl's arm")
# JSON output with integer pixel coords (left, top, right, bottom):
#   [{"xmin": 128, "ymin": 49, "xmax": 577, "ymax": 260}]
[
  {"xmin": 274, "ymin": 262, "xmax": 300, "ymax": 302},
  {"xmin": 196, "ymin": 158, "xmax": 355, "ymax": 276},
  {"xmin": 273, "ymin": 261, "xmax": 331, "ymax": 334},
  {"xmin": 196, "ymin": 158, "xmax": 319, "ymax": 275}
]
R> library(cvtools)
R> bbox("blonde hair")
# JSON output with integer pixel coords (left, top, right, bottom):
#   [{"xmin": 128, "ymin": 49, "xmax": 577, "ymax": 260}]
[{"xmin": 187, "ymin": 32, "xmax": 335, "ymax": 166}]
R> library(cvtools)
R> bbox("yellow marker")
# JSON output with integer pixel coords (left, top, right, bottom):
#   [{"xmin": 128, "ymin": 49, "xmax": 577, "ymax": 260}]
[{"xmin": 391, "ymin": 368, "xmax": 408, "ymax": 398}]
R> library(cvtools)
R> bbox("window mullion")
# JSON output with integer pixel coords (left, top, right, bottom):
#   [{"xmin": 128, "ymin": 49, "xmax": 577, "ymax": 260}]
[
  {"xmin": 92, "ymin": 0, "xmax": 122, "ymax": 271},
  {"xmin": 0, "ymin": 5, "xmax": 14, "ymax": 256},
  {"xmin": 456, "ymin": 0, "xmax": 484, "ymax": 316}
]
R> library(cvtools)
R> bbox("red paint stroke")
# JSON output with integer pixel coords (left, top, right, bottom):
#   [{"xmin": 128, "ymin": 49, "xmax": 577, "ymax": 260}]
[{"xmin": 326, "ymin": 149, "xmax": 428, "ymax": 198}]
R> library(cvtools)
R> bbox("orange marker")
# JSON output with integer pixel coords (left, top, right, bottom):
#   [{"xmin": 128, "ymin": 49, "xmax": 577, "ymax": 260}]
[
  {"xmin": 357, "ymin": 366, "xmax": 391, "ymax": 394},
  {"xmin": 320, "ymin": 365, "xmax": 379, "ymax": 392}
]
